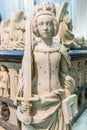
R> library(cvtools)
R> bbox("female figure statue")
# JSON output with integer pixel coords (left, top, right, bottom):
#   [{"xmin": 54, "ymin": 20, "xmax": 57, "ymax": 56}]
[
  {"xmin": 16, "ymin": 3, "xmax": 75, "ymax": 130},
  {"xmin": 0, "ymin": 65, "xmax": 10, "ymax": 97}
]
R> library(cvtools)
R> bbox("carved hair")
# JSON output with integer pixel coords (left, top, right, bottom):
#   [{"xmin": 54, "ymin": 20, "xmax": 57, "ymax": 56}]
[
  {"xmin": 33, "ymin": 3, "xmax": 58, "ymax": 37},
  {"xmin": 0, "ymin": 64, "xmax": 9, "ymax": 72}
]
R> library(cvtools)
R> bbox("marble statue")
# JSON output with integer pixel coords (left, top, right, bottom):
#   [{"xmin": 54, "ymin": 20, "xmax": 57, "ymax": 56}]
[
  {"xmin": 74, "ymin": 33, "xmax": 87, "ymax": 49},
  {"xmin": 16, "ymin": 3, "xmax": 75, "ymax": 130},
  {"xmin": 9, "ymin": 10, "xmax": 26, "ymax": 50},
  {"xmin": 0, "ymin": 19, "xmax": 10, "ymax": 49},
  {"xmin": 0, "ymin": 11, "xmax": 26, "ymax": 50},
  {"xmin": 9, "ymin": 69, "xmax": 19, "ymax": 100},
  {"xmin": 0, "ymin": 65, "xmax": 10, "ymax": 97},
  {"xmin": 58, "ymin": 15, "xmax": 74, "ymax": 47},
  {"xmin": 54, "ymin": 1, "xmax": 81, "ymax": 50}
]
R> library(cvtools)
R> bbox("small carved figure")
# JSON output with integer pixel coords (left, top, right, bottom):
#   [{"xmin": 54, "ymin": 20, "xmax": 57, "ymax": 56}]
[
  {"xmin": 54, "ymin": 2, "xmax": 81, "ymax": 50},
  {"xmin": 16, "ymin": 3, "xmax": 75, "ymax": 130},
  {"xmin": 0, "ymin": 11, "xmax": 26, "ymax": 50},
  {"xmin": 58, "ymin": 15, "xmax": 74, "ymax": 46},
  {"xmin": 74, "ymin": 33, "xmax": 87, "ymax": 49},
  {"xmin": 0, "ymin": 65, "xmax": 10, "ymax": 97},
  {"xmin": 0, "ymin": 19, "xmax": 10, "ymax": 48},
  {"xmin": 9, "ymin": 10, "xmax": 26, "ymax": 50}
]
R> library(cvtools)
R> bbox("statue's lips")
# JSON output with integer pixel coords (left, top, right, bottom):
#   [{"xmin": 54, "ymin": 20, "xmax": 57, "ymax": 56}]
[{"xmin": 42, "ymin": 32, "xmax": 49, "ymax": 35}]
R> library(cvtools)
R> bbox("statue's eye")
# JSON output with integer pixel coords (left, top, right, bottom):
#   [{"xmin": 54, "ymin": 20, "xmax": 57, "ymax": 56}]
[
  {"xmin": 47, "ymin": 21, "xmax": 53, "ymax": 26},
  {"xmin": 38, "ymin": 22, "xmax": 44, "ymax": 26}
]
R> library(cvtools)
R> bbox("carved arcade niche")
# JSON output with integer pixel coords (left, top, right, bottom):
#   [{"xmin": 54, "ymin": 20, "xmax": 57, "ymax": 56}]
[
  {"xmin": 69, "ymin": 52, "xmax": 87, "ymax": 108},
  {"xmin": 0, "ymin": 60, "xmax": 21, "ymax": 129}
]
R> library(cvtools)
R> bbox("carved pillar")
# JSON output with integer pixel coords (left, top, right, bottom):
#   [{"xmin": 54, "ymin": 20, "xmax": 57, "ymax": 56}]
[{"xmin": 9, "ymin": 69, "xmax": 18, "ymax": 100}]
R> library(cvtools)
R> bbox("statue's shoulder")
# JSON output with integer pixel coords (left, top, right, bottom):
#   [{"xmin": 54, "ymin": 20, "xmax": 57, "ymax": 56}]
[
  {"xmin": 58, "ymin": 43, "xmax": 68, "ymax": 53},
  {"xmin": 53, "ymin": 41, "xmax": 67, "ymax": 51},
  {"xmin": 32, "ymin": 37, "xmax": 40, "ymax": 50}
]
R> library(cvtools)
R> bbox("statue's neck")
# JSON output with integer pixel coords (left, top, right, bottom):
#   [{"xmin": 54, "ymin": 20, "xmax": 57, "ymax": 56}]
[{"xmin": 41, "ymin": 38, "xmax": 52, "ymax": 47}]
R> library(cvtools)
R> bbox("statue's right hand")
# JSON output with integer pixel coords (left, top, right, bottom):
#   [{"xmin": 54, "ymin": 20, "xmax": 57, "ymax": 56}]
[
  {"xmin": 20, "ymin": 101, "xmax": 29, "ymax": 113},
  {"xmin": 17, "ymin": 101, "xmax": 32, "ymax": 124}
]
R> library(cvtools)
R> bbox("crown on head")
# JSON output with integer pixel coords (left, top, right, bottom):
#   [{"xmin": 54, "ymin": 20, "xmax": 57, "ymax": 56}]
[{"xmin": 34, "ymin": 3, "xmax": 56, "ymax": 17}]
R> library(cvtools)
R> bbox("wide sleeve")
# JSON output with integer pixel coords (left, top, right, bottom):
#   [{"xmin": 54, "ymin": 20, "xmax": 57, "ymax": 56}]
[{"xmin": 59, "ymin": 45, "xmax": 75, "ymax": 97}]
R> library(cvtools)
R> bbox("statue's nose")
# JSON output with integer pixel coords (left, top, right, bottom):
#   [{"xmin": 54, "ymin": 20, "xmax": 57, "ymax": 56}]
[{"xmin": 43, "ymin": 23, "xmax": 47, "ymax": 30}]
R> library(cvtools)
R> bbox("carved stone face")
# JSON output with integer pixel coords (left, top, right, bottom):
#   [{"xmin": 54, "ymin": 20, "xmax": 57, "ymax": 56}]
[{"xmin": 37, "ymin": 14, "xmax": 53, "ymax": 40}]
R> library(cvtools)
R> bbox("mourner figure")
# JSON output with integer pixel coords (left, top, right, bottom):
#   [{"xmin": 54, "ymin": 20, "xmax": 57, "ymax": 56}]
[{"xmin": 0, "ymin": 65, "xmax": 10, "ymax": 97}]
